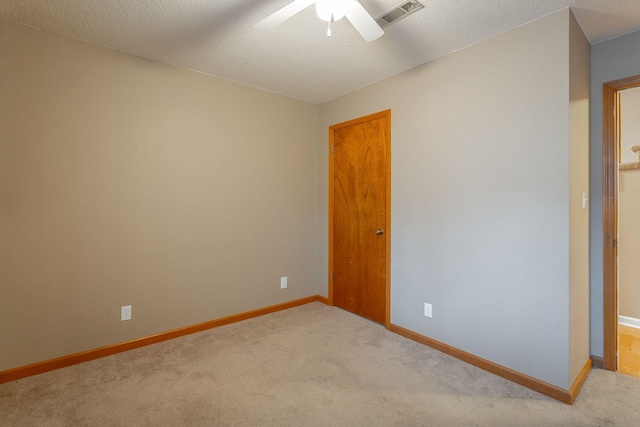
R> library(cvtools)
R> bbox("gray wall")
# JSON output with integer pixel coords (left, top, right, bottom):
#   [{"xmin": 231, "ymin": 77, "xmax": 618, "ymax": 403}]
[
  {"xmin": 320, "ymin": 10, "xmax": 587, "ymax": 390},
  {"xmin": 590, "ymin": 29, "xmax": 640, "ymax": 357},
  {"xmin": 0, "ymin": 20, "xmax": 320, "ymax": 372}
]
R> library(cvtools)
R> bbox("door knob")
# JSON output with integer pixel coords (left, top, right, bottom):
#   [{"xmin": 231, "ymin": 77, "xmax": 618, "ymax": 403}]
[{"xmin": 376, "ymin": 229, "xmax": 385, "ymax": 235}]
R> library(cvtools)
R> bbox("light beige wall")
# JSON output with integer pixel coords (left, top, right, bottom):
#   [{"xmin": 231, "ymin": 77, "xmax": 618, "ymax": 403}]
[
  {"xmin": 619, "ymin": 171, "xmax": 640, "ymax": 319},
  {"xmin": 619, "ymin": 87, "xmax": 640, "ymax": 320},
  {"xmin": 0, "ymin": 20, "xmax": 320, "ymax": 372},
  {"xmin": 620, "ymin": 88, "xmax": 640, "ymax": 164},
  {"xmin": 320, "ymin": 10, "xmax": 577, "ymax": 389},
  {"xmin": 568, "ymin": 10, "xmax": 591, "ymax": 385}
]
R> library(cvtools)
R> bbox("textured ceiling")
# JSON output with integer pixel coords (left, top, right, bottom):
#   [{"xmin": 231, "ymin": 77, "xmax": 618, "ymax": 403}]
[{"xmin": 2, "ymin": 0, "xmax": 640, "ymax": 103}]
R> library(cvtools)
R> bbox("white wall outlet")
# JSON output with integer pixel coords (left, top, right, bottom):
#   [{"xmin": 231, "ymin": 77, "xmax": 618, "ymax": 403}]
[
  {"xmin": 280, "ymin": 276, "xmax": 287, "ymax": 289},
  {"xmin": 121, "ymin": 305, "xmax": 132, "ymax": 321},
  {"xmin": 424, "ymin": 302, "xmax": 432, "ymax": 318}
]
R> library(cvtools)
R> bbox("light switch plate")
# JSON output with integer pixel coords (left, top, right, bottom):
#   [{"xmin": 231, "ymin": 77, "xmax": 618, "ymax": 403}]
[{"xmin": 424, "ymin": 302, "xmax": 432, "ymax": 318}]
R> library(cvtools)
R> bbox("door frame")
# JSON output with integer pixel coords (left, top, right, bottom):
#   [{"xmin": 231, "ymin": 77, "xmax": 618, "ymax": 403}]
[
  {"xmin": 602, "ymin": 75, "xmax": 640, "ymax": 371},
  {"xmin": 328, "ymin": 110, "xmax": 392, "ymax": 328}
]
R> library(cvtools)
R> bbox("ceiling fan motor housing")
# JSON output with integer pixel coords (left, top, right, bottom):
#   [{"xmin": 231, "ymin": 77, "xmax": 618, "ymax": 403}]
[{"xmin": 316, "ymin": 0, "xmax": 354, "ymax": 22}]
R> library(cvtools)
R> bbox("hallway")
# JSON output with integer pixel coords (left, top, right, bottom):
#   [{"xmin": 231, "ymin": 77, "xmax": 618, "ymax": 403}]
[{"xmin": 619, "ymin": 325, "xmax": 640, "ymax": 378}]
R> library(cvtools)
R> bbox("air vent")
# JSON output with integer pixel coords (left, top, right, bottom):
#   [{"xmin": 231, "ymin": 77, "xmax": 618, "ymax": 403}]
[{"xmin": 375, "ymin": 1, "xmax": 424, "ymax": 29}]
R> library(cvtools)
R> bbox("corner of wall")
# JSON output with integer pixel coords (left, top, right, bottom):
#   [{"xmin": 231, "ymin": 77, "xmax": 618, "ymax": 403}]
[
  {"xmin": 568, "ymin": 8, "xmax": 592, "ymax": 386},
  {"xmin": 589, "ymin": 27, "xmax": 640, "ymax": 359}
]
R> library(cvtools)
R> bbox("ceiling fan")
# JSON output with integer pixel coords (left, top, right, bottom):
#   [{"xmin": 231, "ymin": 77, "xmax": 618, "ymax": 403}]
[{"xmin": 254, "ymin": 0, "xmax": 384, "ymax": 42}]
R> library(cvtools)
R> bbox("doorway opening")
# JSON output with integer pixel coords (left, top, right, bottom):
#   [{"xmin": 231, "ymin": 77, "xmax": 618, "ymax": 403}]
[
  {"xmin": 328, "ymin": 110, "xmax": 391, "ymax": 327},
  {"xmin": 602, "ymin": 74, "xmax": 640, "ymax": 374}
]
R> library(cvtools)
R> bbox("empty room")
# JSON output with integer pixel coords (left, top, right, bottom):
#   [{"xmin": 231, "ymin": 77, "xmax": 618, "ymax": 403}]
[{"xmin": 1, "ymin": 0, "xmax": 640, "ymax": 425}]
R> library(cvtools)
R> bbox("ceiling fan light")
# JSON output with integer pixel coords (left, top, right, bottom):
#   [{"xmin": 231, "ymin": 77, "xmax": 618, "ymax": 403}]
[{"xmin": 316, "ymin": 0, "xmax": 350, "ymax": 22}]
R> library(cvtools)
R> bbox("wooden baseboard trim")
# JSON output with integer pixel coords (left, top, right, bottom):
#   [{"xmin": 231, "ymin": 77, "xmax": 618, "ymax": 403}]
[
  {"xmin": 0, "ymin": 295, "xmax": 323, "ymax": 385},
  {"xmin": 317, "ymin": 295, "xmax": 330, "ymax": 305},
  {"xmin": 591, "ymin": 355, "xmax": 605, "ymax": 369},
  {"xmin": 389, "ymin": 324, "xmax": 587, "ymax": 404},
  {"xmin": 569, "ymin": 359, "xmax": 592, "ymax": 404}
]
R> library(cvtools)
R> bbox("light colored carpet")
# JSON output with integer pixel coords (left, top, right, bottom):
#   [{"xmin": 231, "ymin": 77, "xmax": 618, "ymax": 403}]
[{"xmin": 1, "ymin": 302, "xmax": 640, "ymax": 426}]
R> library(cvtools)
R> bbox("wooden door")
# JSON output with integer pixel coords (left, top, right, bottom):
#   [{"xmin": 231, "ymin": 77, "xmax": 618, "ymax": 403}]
[{"xmin": 329, "ymin": 110, "xmax": 390, "ymax": 326}]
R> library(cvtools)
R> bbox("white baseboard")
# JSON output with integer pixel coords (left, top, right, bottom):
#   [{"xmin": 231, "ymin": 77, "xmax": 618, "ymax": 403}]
[{"xmin": 619, "ymin": 315, "xmax": 640, "ymax": 329}]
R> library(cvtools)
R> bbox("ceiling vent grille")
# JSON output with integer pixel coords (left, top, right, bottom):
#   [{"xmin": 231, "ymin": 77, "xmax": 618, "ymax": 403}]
[{"xmin": 375, "ymin": 1, "xmax": 424, "ymax": 28}]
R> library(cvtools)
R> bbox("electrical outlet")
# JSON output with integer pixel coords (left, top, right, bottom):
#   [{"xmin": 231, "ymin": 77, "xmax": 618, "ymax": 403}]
[
  {"xmin": 280, "ymin": 276, "xmax": 287, "ymax": 289},
  {"xmin": 424, "ymin": 302, "xmax": 432, "ymax": 318},
  {"xmin": 121, "ymin": 305, "xmax": 132, "ymax": 321}
]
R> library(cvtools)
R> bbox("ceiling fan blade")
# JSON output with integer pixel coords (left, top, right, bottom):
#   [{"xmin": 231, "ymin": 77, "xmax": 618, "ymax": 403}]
[
  {"xmin": 254, "ymin": 0, "xmax": 317, "ymax": 30},
  {"xmin": 344, "ymin": 1, "xmax": 384, "ymax": 42}
]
